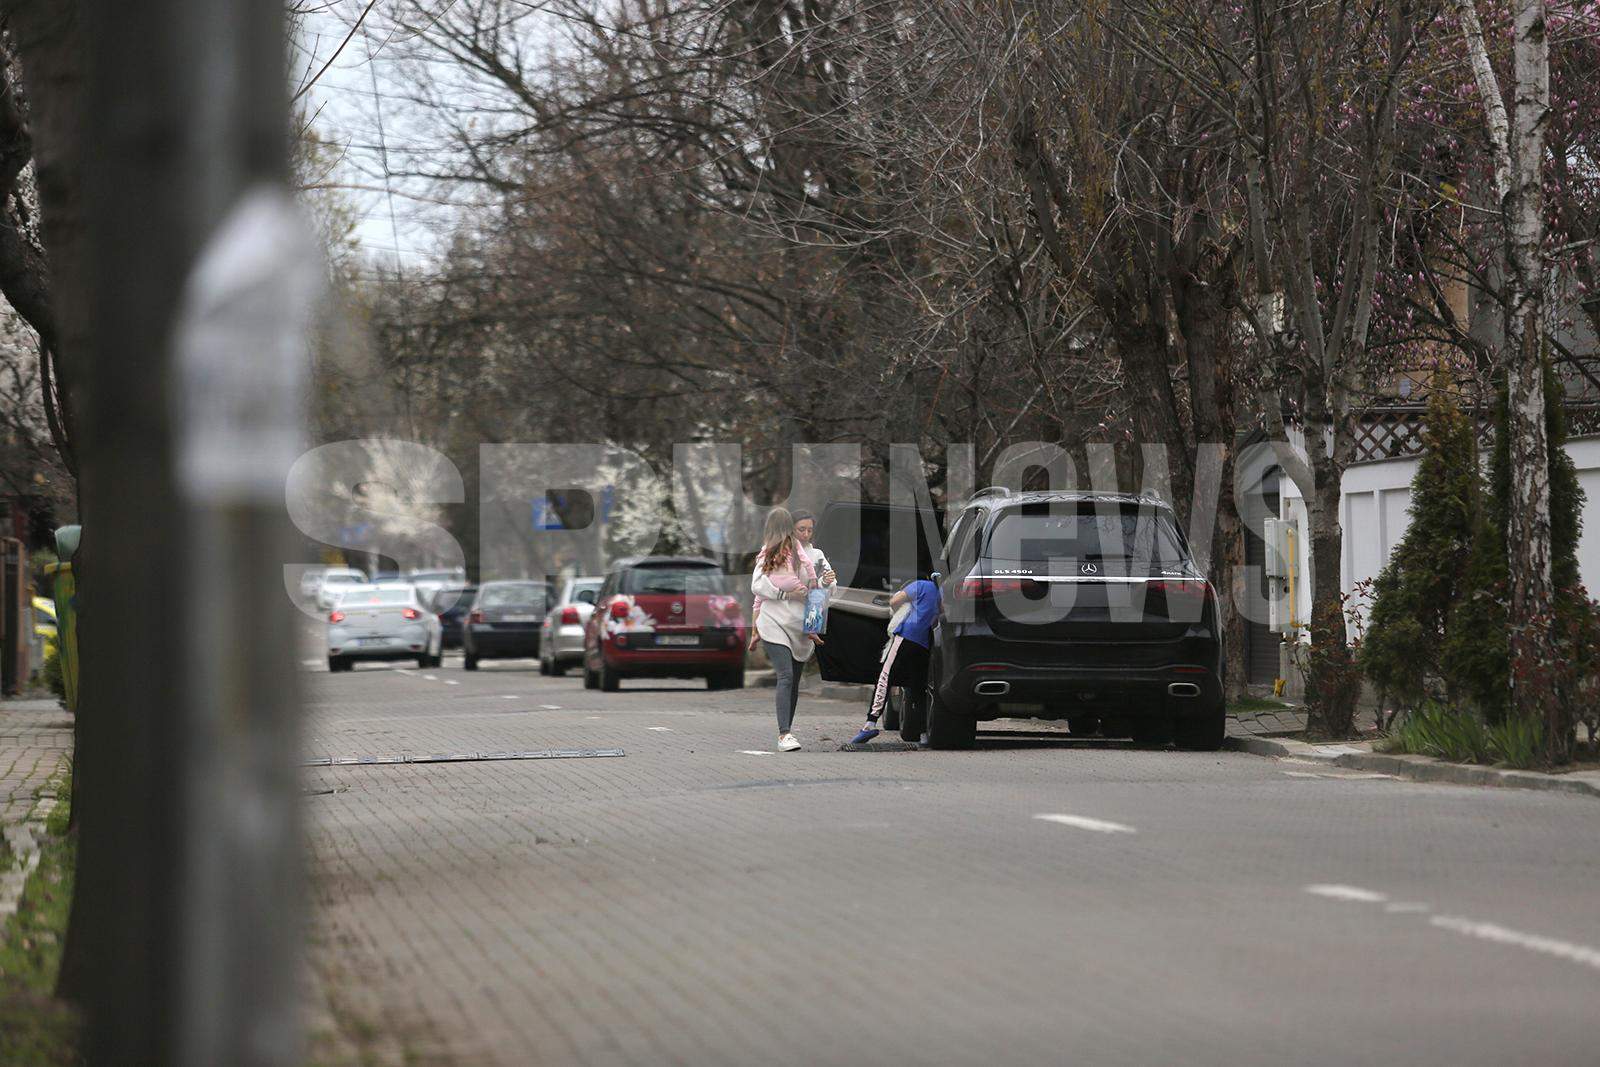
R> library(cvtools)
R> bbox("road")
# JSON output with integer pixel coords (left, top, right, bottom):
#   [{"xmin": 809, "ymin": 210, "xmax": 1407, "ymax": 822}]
[{"xmin": 302, "ymin": 653, "xmax": 1600, "ymax": 1066}]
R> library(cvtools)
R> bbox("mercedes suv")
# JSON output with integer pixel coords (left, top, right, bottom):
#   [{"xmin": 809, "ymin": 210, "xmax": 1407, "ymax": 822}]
[
  {"xmin": 922, "ymin": 489, "xmax": 1223, "ymax": 748},
  {"xmin": 814, "ymin": 490, "xmax": 1224, "ymax": 749}
]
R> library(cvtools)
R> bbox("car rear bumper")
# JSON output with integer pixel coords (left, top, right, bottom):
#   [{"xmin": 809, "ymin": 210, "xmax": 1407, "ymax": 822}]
[
  {"xmin": 602, "ymin": 644, "xmax": 745, "ymax": 677},
  {"xmin": 328, "ymin": 630, "xmax": 431, "ymax": 660},
  {"xmin": 549, "ymin": 625, "xmax": 587, "ymax": 661},
  {"xmin": 466, "ymin": 627, "xmax": 541, "ymax": 658},
  {"xmin": 935, "ymin": 633, "xmax": 1223, "ymax": 719}
]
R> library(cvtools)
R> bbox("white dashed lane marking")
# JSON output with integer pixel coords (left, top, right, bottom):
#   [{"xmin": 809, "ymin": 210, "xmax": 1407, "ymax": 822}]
[
  {"xmin": 1304, "ymin": 884, "xmax": 1600, "ymax": 973},
  {"xmin": 647, "ymin": 727, "xmax": 674, "ymax": 732},
  {"xmin": 738, "ymin": 750, "xmax": 775, "ymax": 756},
  {"xmin": 1033, "ymin": 814, "xmax": 1137, "ymax": 835},
  {"xmin": 1305, "ymin": 884, "xmax": 1389, "ymax": 903}
]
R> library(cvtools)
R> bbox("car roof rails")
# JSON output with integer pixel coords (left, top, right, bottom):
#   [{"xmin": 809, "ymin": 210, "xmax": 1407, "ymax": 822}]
[{"xmin": 967, "ymin": 486, "xmax": 1013, "ymax": 504}]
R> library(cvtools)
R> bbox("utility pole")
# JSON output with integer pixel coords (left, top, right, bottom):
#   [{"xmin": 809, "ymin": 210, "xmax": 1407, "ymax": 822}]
[{"xmin": 80, "ymin": 0, "xmax": 308, "ymax": 1063}]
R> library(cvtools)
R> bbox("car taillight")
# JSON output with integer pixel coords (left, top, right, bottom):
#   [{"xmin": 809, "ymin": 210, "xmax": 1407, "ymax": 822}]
[
  {"xmin": 402, "ymin": 607, "xmax": 421, "ymax": 620},
  {"xmin": 469, "ymin": 610, "xmax": 485, "ymax": 624},
  {"xmin": 1148, "ymin": 579, "xmax": 1212, "ymax": 602},
  {"xmin": 328, "ymin": 611, "xmax": 345, "ymax": 624},
  {"xmin": 609, "ymin": 599, "xmax": 629, "ymax": 619},
  {"xmin": 561, "ymin": 606, "xmax": 581, "ymax": 625},
  {"xmin": 956, "ymin": 577, "xmax": 1036, "ymax": 599}
]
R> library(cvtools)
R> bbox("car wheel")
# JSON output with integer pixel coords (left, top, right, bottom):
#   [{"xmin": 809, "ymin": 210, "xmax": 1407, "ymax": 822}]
[
  {"xmin": 1173, "ymin": 700, "xmax": 1226, "ymax": 751},
  {"xmin": 599, "ymin": 659, "xmax": 620, "ymax": 692},
  {"xmin": 539, "ymin": 654, "xmax": 552, "ymax": 676},
  {"xmin": 463, "ymin": 654, "xmax": 479, "ymax": 671},
  {"xmin": 328, "ymin": 656, "xmax": 348, "ymax": 673},
  {"xmin": 549, "ymin": 657, "xmax": 567, "ymax": 678},
  {"xmin": 923, "ymin": 684, "xmax": 974, "ymax": 749},
  {"xmin": 899, "ymin": 688, "xmax": 927, "ymax": 743},
  {"xmin": 883, "ymin": 688, "xmax": 903, "ymax": 731}
]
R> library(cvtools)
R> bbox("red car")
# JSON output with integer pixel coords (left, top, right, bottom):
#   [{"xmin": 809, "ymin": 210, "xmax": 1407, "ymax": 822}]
[{"xmin": 583, "ymin": 556, "xmax": 746, "ymax": 691}]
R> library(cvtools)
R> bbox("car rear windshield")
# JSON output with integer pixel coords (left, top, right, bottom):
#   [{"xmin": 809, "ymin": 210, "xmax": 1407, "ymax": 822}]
[
  {"xmin": 622, "ymin": 565, "xmax": 727, "ymax": 595},
  {"xmin": 985, "ymin": 503, "xmax": 1187, "ymax": 564},
  {"xmin": 478, "ymin": 584, "xmax": 550, "ymax": 608},
  {"xmin": 344, "ymin": 588, "xmax": 415, "ymax": 605}
]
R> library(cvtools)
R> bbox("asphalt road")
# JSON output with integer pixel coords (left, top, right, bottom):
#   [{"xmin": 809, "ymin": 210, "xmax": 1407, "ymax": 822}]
[{"xmin": 301, "ymin": 651, "xmax": 1600, "ymax": 1067}]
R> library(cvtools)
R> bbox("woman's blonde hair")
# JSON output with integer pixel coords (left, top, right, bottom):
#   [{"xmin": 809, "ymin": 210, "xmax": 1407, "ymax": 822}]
[{"xmin": 759, "ymin": 507, "xmax": 798, "ymax": 571}]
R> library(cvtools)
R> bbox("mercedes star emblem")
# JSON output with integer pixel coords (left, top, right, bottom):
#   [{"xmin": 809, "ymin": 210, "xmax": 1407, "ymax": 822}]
[{"xmin": 1080, "ymin": 562, "xmax": 1099, "ymax": 575}]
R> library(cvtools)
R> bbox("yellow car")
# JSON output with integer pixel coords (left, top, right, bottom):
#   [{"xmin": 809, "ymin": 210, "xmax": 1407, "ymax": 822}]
[{"xmin": 33, "ymin": 595, "xmax": 58, "ymax": 654}]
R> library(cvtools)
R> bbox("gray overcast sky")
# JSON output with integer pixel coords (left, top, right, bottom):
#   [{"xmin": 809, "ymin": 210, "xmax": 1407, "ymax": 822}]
[{"xmin": 293, "ymin": 1, "xmax": 457, "ymax": 272}]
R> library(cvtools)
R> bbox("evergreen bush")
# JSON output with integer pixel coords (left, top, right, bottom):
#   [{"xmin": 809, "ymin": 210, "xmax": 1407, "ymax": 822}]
[{"xmin": 1358, "ymin": 386, "xmax": 1478, "ymax": 709}]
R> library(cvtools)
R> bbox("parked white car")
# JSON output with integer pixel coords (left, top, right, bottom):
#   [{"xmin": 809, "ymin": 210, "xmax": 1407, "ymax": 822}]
[
  {"xmin": 316, "ymin": 568, "xmax": 369, "ymax": 611},
  {"xmin": 539, "ymin": 576, "xmax": 604, "ymax": 676},
  {"xmin": 326, "ymin": 585, "xmax": 442, "ymax": 671}
]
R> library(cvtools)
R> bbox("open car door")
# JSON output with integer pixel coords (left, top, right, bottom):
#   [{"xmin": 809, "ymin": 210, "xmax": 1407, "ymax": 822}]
[{"xmin": 811, "ymin": 501, "xmax": 942, "ymax": 684}]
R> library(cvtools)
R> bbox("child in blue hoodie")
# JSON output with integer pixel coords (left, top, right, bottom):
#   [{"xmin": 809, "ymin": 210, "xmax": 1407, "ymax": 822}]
[{"xmin": 852, "ymin": 573, "xmax": 941, "ymax": 744}]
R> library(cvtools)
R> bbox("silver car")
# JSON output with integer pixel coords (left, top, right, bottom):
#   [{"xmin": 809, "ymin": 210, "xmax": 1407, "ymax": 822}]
[
  {"xmin": 316, "ymin": 568, "xmax": 369, "ymax": 611},
  {"xmin": 326, "ymin": 585, "xmax": 443, "ymax": 671},
  {"xmin": 539, "ymin": 576, "xmax": 603, "ymax": 676}
]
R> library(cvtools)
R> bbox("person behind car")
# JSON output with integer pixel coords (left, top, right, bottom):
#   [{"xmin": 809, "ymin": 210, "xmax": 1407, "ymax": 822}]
[
  {"xmin": 751, "ymin": 507, "xmax": 820, "ymax": 752},
  {"xmin": 852, "ymin": 571, "xmax": 942, "ymax": 745}
]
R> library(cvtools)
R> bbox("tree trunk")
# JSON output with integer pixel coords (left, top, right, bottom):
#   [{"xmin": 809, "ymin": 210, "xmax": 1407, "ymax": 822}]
[
  {"xmin": 1302, "ymin": 432, "xmax": 1360, "ymax": 738},
  {"xmin": 1503, "ymin": 0, "xmax": 1560, "ymax": 757}
]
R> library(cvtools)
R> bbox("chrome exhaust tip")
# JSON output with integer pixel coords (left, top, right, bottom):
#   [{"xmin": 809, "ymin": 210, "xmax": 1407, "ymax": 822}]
[
  {"xmin": 974, "ymin": 679, "xmax": 1011, "ymax": 696},
  {"xmin": 1168, "ymin": 682, "xmax": 1201, "ymax": 698}
]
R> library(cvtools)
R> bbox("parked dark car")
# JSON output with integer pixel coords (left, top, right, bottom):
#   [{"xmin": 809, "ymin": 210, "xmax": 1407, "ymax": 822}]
[
  {"xmin": 814, "ymin": 491, "xmax": 1224, "ymax": 750},
  {"xmin": 430, "ymin": 584, "xmax": 477, "ymax": 650},
  {"xmin": 582, "ymin": 557, "xmax": 746, "ymax": 691},
  {"xmin": 462, "ymin": 581, "xmax": 552, "ymax": 670}
]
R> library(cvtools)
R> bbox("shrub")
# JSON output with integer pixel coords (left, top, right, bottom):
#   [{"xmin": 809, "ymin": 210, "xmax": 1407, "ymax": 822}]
[
  {"xmin": 1438, "ymin": 365, "xmax": 1593, "ymax": 738},
  {"xmin": 1359, "ymin": 387, "xmax": 1478, "ymax": 709},
  {"xmin": 1486, "ymin": 715, "xmax": 1544, "ymax": 770},
  {"xmin": 1390, "ymin": 702, "xmax": 1493, "ymax": 764},
  {"xmin": 40, "ymin": 646, "xmax": 65, "ymax": 703}
]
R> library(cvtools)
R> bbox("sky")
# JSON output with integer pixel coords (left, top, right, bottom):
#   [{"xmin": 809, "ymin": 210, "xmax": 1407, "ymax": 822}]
[{"xmin": 293, "ymin": 1, "xmax": 456, "ymax": 273}]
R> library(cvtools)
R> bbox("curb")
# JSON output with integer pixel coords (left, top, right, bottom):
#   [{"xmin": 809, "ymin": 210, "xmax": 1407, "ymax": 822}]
[{"xmin": 1223, "ymin": 735, "xmax": 1600, "ymax": 800}]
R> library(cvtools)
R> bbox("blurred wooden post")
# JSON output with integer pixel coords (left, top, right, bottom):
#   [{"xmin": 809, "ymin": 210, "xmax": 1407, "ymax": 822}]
[{"xmin": 81, "ymin": 0, "xmax": 305, "ymax": 1062}]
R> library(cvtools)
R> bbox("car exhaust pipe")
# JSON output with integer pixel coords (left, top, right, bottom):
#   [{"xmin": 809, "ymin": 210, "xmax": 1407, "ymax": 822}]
[
  {"xmin": 974, "ymin": 679, "xmax": 1011, "ymax": 696},
  {"xmin": 1168, "ymin": 682, "xmax": 1201, "ymax": 698}
]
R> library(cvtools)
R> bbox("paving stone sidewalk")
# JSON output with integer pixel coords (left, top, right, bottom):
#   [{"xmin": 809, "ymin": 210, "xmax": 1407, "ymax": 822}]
[
  {"xmin": 0, "ymin": 697, "xmax": 72, "ymax": 918},
  {"xmin": 0, "ymin": 698, "xmax": 71, "ymax": 829}
]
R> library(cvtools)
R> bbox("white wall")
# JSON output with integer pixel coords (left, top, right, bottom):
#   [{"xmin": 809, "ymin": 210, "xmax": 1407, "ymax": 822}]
[{"xmin": 1278, "ymin": 436, "xmax": 1600, "ymax": 637}]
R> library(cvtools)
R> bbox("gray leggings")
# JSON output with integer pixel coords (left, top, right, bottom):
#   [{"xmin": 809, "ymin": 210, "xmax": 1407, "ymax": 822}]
[{"xmin": 763, "ymin": 641, "xmax": 805, "ymax": 734}]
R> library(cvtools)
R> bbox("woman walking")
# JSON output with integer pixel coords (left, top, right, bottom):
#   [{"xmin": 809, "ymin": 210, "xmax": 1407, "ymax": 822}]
[{"xmin": 751, "ymin": 507, "xmax": 832, "ymax": 751}]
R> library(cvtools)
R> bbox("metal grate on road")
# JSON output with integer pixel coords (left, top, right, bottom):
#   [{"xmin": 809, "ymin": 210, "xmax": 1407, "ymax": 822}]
[{"xmin": 302, "ymin": 749, "xmax": 625, "ymax": 767}]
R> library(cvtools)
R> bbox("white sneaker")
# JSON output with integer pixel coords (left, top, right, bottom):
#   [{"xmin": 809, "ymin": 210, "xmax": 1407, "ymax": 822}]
[{"xmin": 778, "ymin": 733, "xmax": 802, "ymax": 752}]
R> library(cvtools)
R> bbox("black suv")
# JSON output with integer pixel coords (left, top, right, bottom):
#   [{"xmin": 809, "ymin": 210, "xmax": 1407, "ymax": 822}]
[{"xmin": 815, "ymin": 490, "xmax": 1224, "ymax": 750}]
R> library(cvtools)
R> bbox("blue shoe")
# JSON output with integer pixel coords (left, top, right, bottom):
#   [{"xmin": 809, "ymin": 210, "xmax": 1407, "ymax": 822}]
[{"xmin": 850, "ymin": 726, "xmax": 881, "ymax": 745}]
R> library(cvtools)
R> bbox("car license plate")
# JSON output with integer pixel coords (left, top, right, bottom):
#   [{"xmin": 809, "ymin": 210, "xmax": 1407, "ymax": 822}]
[
  {"xmin": 354, "ymin": 637, "xmax": 388, "ymax": 646},
  {"xmin": 502, "ymin": 614, "xmax": 539, "ymax": 622},
  {"xmin": 656, "ymin": 635, "xmax": 698, "ymax": 646}
]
